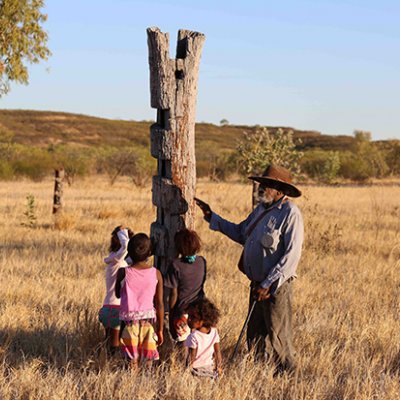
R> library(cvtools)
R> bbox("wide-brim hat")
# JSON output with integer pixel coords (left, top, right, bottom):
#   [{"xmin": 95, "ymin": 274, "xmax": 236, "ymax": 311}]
[{"xmin": 248, "ymin": 164, "xmax": 302, "ymax": 198}]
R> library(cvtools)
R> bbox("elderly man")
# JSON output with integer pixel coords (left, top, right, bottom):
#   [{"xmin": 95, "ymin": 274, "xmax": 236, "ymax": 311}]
[{"xmin": 195, "ymin": 164, "xmax": 304, "ymax": 372}]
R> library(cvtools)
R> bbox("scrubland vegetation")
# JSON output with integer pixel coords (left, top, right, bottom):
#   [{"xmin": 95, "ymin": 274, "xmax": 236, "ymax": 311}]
[
  {"xmin": 1, "ymin": 178, "xmax": 399, "ymax": 399},
  {"xmin": 1, "ymin": 110, "xmax": 399, "ymax": 184}
]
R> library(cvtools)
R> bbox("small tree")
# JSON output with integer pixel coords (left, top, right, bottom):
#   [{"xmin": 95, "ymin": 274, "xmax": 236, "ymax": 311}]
[
  {"xmin": 53, "ymin": 147, "xmax": 92, "ymax": 185},
  {"xmin": 23, "ymin": 193, "xmax": 37, "ymax": 227},
  {"xmin": 98, "ymin": 147, "xmax": 155, "ymax": 187},
  {"xmin": 0, "ymin": 0, "xmax": 51, "ymax": 96},
  {"xmin": 103, "ymin": 148, "xmax": 137, "ymax": 185},
  {"xmin": 354, "ymin": 130, "xmax": 372, "ymax": 143},
  {"xmin": 353, "ymin": 130, "xmax": 389, "ymax": 179},
  {"xmin": 237, "ymin": 127, "xmax": 302, "ymax": 207},
  {"xmin": 219, "ymin": 119, "xmax": 229, "ymax": 126},
  {"xmin": 129, "ymin": 153, "xmax": 155, "ymax": 187}
]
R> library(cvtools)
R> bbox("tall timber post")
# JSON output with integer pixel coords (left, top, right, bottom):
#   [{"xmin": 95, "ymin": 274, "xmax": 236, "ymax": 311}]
[{"xmin": 147, "ymin": 27, "xmax": 205, "ymax": 274}]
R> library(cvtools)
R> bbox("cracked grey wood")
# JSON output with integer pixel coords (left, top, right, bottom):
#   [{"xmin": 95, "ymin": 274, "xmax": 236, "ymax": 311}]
[{"xmin": 147, "ymin": 27, "xmax": 205, "ymax": 273}]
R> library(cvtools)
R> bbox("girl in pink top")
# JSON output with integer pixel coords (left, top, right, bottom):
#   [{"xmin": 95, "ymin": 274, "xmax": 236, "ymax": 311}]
[
  {"xmin": 98, "ymin": 226, "xmax": 133, "ymax": 353},
  {"xmin": 185, "ymin": 298, "xmax": 222, "ymax": 378},
  {"xmin": 115, "ymin": 233, "xmax": 164, "ymax": 368}
]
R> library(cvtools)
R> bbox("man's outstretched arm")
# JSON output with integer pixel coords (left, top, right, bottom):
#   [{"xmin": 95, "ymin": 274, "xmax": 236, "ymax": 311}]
[{"xmin": 195, "ymin": 197, "xmax": 252, "ymax": 245}]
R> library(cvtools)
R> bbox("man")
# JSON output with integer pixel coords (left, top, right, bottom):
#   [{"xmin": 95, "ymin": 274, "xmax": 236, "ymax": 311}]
[{"xmin": 195, "ymin": 164, "xmax": 304, "ymax": 372}]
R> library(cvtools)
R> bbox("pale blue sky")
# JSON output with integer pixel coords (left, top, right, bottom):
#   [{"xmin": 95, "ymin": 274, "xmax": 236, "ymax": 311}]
[{"xmin": 1, "ymin": 0, "xmax": 399, "ymax": 140}]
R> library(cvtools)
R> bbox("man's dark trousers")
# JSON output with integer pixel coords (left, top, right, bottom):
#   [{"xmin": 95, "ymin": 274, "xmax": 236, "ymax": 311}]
[{"xmin": 246, "ymin": 280, "xmax": 295, "ymax": 371}]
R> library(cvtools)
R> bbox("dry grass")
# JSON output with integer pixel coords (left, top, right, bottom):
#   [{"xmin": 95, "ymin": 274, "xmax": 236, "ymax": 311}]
[{"xmin": 1, "ymin": 177, "xmax": 400, "ymax": 399}]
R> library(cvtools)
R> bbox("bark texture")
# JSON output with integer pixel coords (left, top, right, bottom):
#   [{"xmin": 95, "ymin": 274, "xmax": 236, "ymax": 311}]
[{"xmin": 147, "ymin": 27, "xmax": 205, "ymax": 273}]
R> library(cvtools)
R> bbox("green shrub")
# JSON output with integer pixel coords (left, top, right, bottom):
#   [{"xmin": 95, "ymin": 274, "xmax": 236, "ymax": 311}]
[
  {"xmin": 206, "ymin": 151, "xmax": 237, "ymax": 181},
  {"xmin": 356, "ymin": 142, "xmax": 389, "ymax": 178},
  {"xmin": 336, "ymin": 132, "xmax": 390, "ymax": 182},
  {"xmin": 0, "ymin": 159, "xmax": 14, "ymax": 179},
  {"xmin": 339, "ymin": 152, "xmax": 370, "ymax": 181},
  {"xmin": 302, "ymin": 150, "xmax": 340, "ymax": 183},
  {"xmin": 13, "ymin": 148, "xmax": 53, "ymax": 181},
  {"xmin": 347, "ymin": 130, "xmax": 389, "ymax": 180}
]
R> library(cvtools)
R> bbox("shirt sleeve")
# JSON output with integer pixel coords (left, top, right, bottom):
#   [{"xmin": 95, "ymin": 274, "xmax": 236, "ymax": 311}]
[
  {"xmin": 260, "ymin": 207, "xmax": 304, "ymax": 290},
  {"xmin": 185, "ymin": 333, "xmax": 198, "ymax": 349},
  {"xmin": 164, "ymin": 262, "xmax": 179, "ymax": 289},
  {"xmin": 209, "ymin": 210, "xmax": 256, "ymax": 245},
  {"xmin": 103, "ymin": 229, "xmax": 129, "ymax": 264},
  {"xmin": 214, "ymin": 329, "xmax": 220, "ymax": 344}
]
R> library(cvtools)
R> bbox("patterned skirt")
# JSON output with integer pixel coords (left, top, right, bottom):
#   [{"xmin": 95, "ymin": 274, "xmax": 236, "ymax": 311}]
[{"xmin": 120, "ymin": 319, "xmax": 159, "ymax": 361}]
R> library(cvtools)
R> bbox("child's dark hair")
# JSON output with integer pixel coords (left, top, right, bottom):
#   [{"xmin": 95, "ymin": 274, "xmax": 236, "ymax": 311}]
[
  {"xmin": 110, "ymin": 226, "xmax": 134, "ymax": 252},
  {"xmin": 186, "ymin": 298, "xmax": 220, "ymax": 328},
  {"xmin": 174, "ymin": 229, "xmax": 201, "ymax": 257},
  {"xmin": 128, "ymin": 233, "xmax": 152, "ymax": 263}
]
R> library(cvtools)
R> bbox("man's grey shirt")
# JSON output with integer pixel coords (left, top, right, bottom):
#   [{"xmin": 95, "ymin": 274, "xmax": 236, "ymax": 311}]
[{"xmin": 209, "ymin": 197, "xmax": 304, "ymax": 289}]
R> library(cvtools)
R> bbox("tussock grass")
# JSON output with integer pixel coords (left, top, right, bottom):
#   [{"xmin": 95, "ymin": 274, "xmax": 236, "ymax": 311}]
[{"xmin": 1, "ymin": 178, "xmax": 399, "ymax": 399}]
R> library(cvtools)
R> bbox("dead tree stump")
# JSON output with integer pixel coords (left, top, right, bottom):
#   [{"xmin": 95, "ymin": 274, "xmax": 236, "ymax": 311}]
[
  {"xmin": 53, "ymin": 169, "xmax": 64, "ymax": 214},
  {"xmin": 147, "ymin": 27, "xmax": 205, "ymax": 274}
]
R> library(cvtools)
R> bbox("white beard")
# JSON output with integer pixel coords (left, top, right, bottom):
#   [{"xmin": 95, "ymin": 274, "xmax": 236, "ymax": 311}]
[{"xmin": 258, "ymin": 193, "xmax": 274, "ymax": 207}]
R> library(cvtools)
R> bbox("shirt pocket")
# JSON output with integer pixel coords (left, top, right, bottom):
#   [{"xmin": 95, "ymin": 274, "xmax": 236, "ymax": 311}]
[{"xmin": 260, "ymin": 227, "xmax": 281, "ymax": 254}]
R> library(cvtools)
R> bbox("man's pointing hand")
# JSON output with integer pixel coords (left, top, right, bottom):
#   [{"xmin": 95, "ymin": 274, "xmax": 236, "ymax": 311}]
[{"xmin": 194, "ymin": 197, "xmax": 212, "ymax": 222}]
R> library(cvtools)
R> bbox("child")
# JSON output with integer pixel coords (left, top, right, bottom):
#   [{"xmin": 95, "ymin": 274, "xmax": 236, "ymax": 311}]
[
  {"xmin": 115, "ymin": 233, "xmax": 164, "ymax": 368},
  {"xmin": 185, "ymin": 298, "xmax": 222, "ymax": 378},
  {"xmin": 164, "ymin": 229, "xmax": 206, "ymax": 343},
  {"xmin": 98, "ymin": 226, "xmax": 133, "ymax": 353}
]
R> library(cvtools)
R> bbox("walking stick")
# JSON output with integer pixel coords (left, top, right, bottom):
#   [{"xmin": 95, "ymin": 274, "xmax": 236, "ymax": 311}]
[{"xmin": 230, "ymin": 299, "xmax": 257, "ymax": 362}]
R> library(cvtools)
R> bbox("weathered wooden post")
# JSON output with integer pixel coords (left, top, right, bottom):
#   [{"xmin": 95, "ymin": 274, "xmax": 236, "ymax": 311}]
[
  {"xmin": 53, "ymin": 168, "xmax": 64, "ymax": 214},
  {"xmin": 147, "ymin": 27, "xmax": 205, "ymax": 274},
  {"xmin": 252, "ymin": 181, "xmax": 259, "ymax": 210}
]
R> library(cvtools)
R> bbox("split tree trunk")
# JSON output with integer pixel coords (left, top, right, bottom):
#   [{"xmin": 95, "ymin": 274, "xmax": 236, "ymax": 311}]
[
  {"xmin": 147, "ymin": 27, "xmax": 205, "ymax": 274},
  {"xmin": 53, "ymin": 169, "xmax": 64, "ymax": 214}
]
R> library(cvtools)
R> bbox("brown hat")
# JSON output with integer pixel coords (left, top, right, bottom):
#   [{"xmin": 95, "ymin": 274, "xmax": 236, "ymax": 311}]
[{"xmin": 248, "ymin": 164, "xmax": 301, "ymax": 198}]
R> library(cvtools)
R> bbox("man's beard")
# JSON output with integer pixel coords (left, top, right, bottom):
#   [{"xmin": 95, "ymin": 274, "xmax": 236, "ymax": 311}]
[{"xmin": 258, "ymin": 193, "xmax": 274, "ymax": 207}]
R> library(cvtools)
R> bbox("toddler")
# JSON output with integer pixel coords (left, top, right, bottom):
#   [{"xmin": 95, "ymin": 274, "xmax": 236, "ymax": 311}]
[{"xmin": 185, "ymin": 298, "xmax": 222, "ymax": 378}]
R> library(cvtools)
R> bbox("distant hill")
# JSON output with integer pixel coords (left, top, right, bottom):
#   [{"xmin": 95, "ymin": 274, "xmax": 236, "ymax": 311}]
[{"xmin": 0, "ymin": 109, "xmax": 357, "ymax": 152}]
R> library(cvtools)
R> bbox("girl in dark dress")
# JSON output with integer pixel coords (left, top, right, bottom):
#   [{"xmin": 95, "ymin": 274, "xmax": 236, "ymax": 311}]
[{"xmin": 164, "ymin": 229, "xmax": 206, "ymax": 343}]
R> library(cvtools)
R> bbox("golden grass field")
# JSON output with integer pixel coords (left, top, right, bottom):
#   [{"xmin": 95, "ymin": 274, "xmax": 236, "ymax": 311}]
[{"xmin": 1, "ymin": 177, "xmax": 400, "ymax": 399}]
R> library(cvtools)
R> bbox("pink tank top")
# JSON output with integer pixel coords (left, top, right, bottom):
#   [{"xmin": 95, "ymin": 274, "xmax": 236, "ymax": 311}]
[{"xmin": 119, "ymin": 266, "xmax": 158, "ymax": 322}]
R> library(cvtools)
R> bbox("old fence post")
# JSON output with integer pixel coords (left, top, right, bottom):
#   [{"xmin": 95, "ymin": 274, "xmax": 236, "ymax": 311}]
[
  {"xmin": 53, "ymin": 168, "xmax": 64, "ymax": 214},
  {"xmin": 147, "ymin": 27, "xmax": 205, "ymax": 274}
]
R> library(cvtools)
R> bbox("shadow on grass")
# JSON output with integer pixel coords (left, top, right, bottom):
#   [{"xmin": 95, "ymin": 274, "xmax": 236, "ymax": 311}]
[
  {"xmin": 0, "ymin": 318, "xmax": 181, "ymax": 374},
  {"xmin": 0, "ymin": 315, "xmax": 256, "ymax": 376},
  {"xmin": 1, "ymin": 326, "xmax": 77, "ymax": 369},
  {"xmin": 0, "ymin": 311, "xmax": 108, "ymax": 371}
]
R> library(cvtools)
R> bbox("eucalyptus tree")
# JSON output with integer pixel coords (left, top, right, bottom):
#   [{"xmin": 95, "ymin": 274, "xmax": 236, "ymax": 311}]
[{"xmin": 0, "ymin": 0, "xmax": 50, "ymax": 96}]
